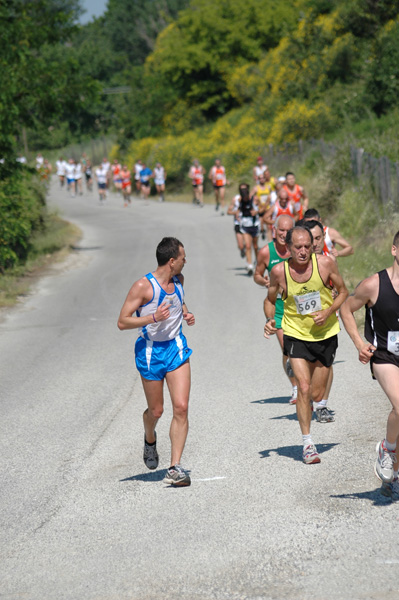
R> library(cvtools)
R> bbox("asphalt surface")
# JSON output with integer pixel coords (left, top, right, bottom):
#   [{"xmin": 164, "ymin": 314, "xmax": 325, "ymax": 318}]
[{"xmin": 1, "ymin": 180, "xmax": 398, "ymax": 600}]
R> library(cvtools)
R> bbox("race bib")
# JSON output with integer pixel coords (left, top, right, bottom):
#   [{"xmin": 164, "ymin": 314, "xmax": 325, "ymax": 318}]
[
  {"xmin": 293, "ymin": 291, "xmax": 322, "ymax": 315},
  {"xmin": 387, "ymin": 331, "xmax": 399, "ymax": 356}
]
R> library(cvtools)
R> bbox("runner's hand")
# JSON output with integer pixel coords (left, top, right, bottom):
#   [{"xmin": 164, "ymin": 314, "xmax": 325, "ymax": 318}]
[
  {"xmin": 264, "ymin": 319, "xmax": 277, "ymax": 338},
  {"xmin": 183, "ymin": 312, "xmax": 195, "ymax": 326},
  {"xmin": 358, "ymin": 343, "xmax": 376, "ymax": 364},
  {"xmin": 155, "ymin": 301, "xmax": 171, "ymax": 322},
  {"xmin": 311, "ymin": 310, "xmax": 329, "ymax": 326}
]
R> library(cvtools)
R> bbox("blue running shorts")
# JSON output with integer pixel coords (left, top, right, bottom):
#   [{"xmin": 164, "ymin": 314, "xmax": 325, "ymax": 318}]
[{"xmin": 135, "ymin": 334, "xmax": 192, "ymax": 381}]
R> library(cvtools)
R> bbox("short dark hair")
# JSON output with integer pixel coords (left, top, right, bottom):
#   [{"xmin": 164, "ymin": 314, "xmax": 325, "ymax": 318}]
[
  {"xmin": 304, "ymin": 219, "xmax": 324, "ymax": 235},
  {"xmin": 304, "ymin": 208, "xmax": 321, "ymax": 220},
  {"xmin": 393, "ymin": 231, "xmax": 399, "ymax": 247},
  {"xmin": 286, "ymin": 225, "xmax": 313, "ymax": 247},
  {"xmin": 156, "ymin": 237, "xmax": 183, "ymax": 266},
  {"xmin": 285, "ymin": 171, "xmax": 295, "ymax": 178}
]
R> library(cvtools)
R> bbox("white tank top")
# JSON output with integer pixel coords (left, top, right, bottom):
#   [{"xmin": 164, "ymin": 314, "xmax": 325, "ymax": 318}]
[
  {"xmin": 137, "ymin": 273, "xmax": 184, "ymax": 342},
  {"xmin": 324, "ymin": 226, "xmax": 334, "ymax": 252}
]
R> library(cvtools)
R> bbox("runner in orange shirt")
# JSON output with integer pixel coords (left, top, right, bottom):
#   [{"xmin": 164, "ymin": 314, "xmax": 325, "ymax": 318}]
[
  {"xmin": 283, "ymin": 172, "xmax": 309, "ymax": 220},
  {"xmin": 120, "ymin": 165, "xmax": 132, "ymax": 206},
  {"xmin": 112, "ymin": 159, "xmax": 123, "ymax": 192},
  {"xmin": 188, "ymin": 159, "xmax": 205, "ymax": 207},
  {"xmin": 209, "ymin": 158, "xmax": 227, "ymax": 215},
  {"xmin": 263, "ymin": 187, "xmax": 299, "ymax": 229}
]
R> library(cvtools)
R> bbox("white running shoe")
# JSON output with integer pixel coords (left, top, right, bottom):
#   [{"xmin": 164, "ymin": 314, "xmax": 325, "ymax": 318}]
[
  {"xmin": 375, "ymin": 440, "xmax": 396, "ymax": 483},
  {"xmin": 289, "ymin": 386, "xmax": 297, "ymax": 405},
  {"xmin": 303, "ymin": 444, "xmax": 321, "ymax": 465}
]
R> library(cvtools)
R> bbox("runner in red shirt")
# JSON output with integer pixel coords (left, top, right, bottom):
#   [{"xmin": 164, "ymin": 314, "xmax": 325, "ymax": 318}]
[
  {"xmin": 283, "ymin": 172, "xmax": 309, "ymax": 220},
  {"xmin": 209, "ymin": 158, "xmax": 228, "ymax": 215}
]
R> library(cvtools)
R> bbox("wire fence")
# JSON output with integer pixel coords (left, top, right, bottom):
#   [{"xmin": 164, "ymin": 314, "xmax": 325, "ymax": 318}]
[{"xmin": 260, "ymin": 138, "xmax": 399, "ymax": 212}]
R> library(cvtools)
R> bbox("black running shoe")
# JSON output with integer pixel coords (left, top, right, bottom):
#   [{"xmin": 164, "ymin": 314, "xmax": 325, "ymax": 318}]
[{"xmin": 143, "ymin": 433, "xmax": 159, "ymax": 470}]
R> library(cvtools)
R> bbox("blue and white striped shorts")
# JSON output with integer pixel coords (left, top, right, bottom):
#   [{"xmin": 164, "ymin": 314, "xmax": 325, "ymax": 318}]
[{"xmin": 135, "ymin": 334, "xmax": 192, "ymax": 381}]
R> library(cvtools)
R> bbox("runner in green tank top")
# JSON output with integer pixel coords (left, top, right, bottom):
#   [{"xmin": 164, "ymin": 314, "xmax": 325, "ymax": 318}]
[{"xmin": 254, "ymin": 215, "xmax": 297, "ymax": 403}]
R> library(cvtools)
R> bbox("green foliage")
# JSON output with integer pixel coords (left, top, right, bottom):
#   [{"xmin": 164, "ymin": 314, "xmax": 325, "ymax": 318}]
[
  {"xmin": 0, "ymin": 0, "xmax": 99, "ymax": 162},
  {"xmin": 367, "ymin": 20, "xmax": 399, "ymax": 116},
  {"xmin": 0, "ymin": 170, "xmax": 46, "ymax": 271}
]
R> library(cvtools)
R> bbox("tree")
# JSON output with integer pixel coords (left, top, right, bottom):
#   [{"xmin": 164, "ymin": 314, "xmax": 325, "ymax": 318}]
[{"xmin": 0, "ymin": 0, "xmax": 99, "ymax": 167}]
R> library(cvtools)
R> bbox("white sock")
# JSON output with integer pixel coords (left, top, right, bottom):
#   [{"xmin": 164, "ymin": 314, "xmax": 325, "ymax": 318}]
[
  {"xmin": 303, "ymin": 434, "xmax": 312, "ymax": 447},
  {"xmin": 385, "ymin": 439, "xmax": 396, "ymax": 451},
  {"xmin": 316, "ymin": 399, "xmax": 327, "ymax": 409}
]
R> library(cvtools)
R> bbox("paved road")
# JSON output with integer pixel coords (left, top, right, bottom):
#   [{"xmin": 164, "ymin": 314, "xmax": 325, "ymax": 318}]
[{"xmin": 1, "ymin": 181, "xmax": 398, "ymax": 600}]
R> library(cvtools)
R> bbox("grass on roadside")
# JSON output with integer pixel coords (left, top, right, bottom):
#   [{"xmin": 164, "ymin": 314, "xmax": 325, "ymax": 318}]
[{"xmin": 0, "ymin": 213, "xmax": 81, "ymax": 309}]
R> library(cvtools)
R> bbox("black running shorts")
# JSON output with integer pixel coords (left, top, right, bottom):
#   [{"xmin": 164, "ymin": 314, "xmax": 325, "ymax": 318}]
[
  {"xmin": 370, "ymin": 348, "xmax": 399, "ymax": 379},
  {"xmin": 283, "ymin": 334, "xmax": 338, "ymax": 368}
]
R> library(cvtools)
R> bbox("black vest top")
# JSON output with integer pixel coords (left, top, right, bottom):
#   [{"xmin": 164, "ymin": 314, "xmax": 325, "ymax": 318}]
[{"xmin": 364, "ymin": 269, "xmax": 399, "ymax": 351}]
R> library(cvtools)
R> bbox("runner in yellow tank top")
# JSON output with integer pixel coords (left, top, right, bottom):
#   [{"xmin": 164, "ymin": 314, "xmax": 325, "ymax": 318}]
[{"xmin": 263, "ymin": 226, "xmax": 348, "ymax": 465}]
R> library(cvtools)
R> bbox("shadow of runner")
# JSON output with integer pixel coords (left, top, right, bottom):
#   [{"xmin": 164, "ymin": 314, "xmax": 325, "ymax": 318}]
[
  {"xmin": 120, "ymin": 469, "xmax": 167, "ymax": 483},
  {"xmin": 330, "ymin": 487, "xmax": 393, "ymax": 507},
  {"xmin": 252, "ymin": 396, "xmax": 290, "ymax": 405},
  {"xmin": 259, "ymin": 442, "xmax": 339, "ymax": 463}
]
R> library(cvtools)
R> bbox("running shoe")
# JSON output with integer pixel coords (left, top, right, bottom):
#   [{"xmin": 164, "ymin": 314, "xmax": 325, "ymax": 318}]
[
  {"xmin": 163, "ymin": 464, "xmax": 191, "ymax": 487},
  {"xmin": 143, "ymin": 434, "xmax": 159, "ymax": 470},
  {"xmin": 315, "ymin": 407, "xmax": 335, "ymax": 423},
  {"xmin": 381, "ymin": 478, "xmax": 399, "ymax": 500},
  {"xmin": 240, "ymin": 248, "xmax": 246, "ymax": 259},
  {"xmin": 246, "ymin": 264, "xmax": 254, "ymax": 276},
  {"xmin": 375, "ymin": 440, "xmax": 396, "ymax": 483},
  {"xmin": 303, "ymin": 444, "xmax": 321, "ymax": 464},
  {"xmin": 286, "ymin": 358, "xmax": 294, "ymax": 378},
  {"xmin": 261, "ymin": 231, "xmax": 266, "ymax": 240},
  {"xmin": 289, "ymin": 386, "xmax": 297, "ymax": 405}
]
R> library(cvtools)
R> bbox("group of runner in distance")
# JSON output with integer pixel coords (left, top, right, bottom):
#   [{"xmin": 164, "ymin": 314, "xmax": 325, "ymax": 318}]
[{"xmin": 116, "ymin": 154, "xmax": 399, "ymax": 497}]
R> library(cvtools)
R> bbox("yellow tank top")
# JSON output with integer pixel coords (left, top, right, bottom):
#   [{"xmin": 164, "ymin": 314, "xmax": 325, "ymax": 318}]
[
  {"xmin": 282, "ymin": 253, "xmax": 339, "ymax": 341},
  {"xmin": 256, "ymin": 185, "xmax": 270, "ymax": 210}
]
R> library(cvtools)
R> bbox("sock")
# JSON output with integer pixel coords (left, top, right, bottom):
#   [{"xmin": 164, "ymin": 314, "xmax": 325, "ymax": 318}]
[
  {"xmin": 385, "ymin": 439, "xmax": 396, "ymax": 452},
  {"xmin": 316, "ymin": 399, "xmax": 327, "ymax": 409},
  {"xmin": 303, "ymin": 434, "xmax": 312, "ymax": 447}
]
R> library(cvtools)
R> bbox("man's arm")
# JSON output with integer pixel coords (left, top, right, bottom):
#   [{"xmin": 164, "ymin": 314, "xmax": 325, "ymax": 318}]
[
  {"xmin": 117, "ymin": 278, "xmax": 171, "ymax": 330},
  {"xmin": 301, "ymin": 187, "xmax": 309, "ymax": 211},
  {"xmin": 227, "ymin": 197, "xmax": 239, "ymax": 216},
  {"xmin": 254, "ymin": 246, "xmax": 270, "ymax": 287},
  {"xmin": 311, "ymin": 256, "xmax": 348, "ymax": 327},
  {"xmin": 328, "ymin": 227, "xmax": 354, "ymax": 257},
  {"xmin": 340, "ymin": 276, "xmax": 378, "ymax": 363},
  {"xmin": 176, "ymin": 274, "xmax": 195, "ymax": 326},
  {"xmin": 263, "ymin": 205, "xmax": 274, "ymax": 226},
  {"xmin": 263, "ymin": 263, "xmax": 284, "ymax": 338}
]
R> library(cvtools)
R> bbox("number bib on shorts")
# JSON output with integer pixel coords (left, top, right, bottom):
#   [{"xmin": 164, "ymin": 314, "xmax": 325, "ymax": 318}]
[
  {"xmin": 387, "ymin": 331, "xmax": 399, "ymax": 356},
  {"xmin": 293, "ymin": 291, "xmax": 322, "ymax": 315}
]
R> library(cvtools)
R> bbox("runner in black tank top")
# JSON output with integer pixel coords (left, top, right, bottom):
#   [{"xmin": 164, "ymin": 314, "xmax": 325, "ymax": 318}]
[
  {"xmin": 365, "ymin": 269, "xmax": 399, "ymax": 363},
  {"xmin": 340, "ymin": 231, "xmax": 399, "ymax": 497}
]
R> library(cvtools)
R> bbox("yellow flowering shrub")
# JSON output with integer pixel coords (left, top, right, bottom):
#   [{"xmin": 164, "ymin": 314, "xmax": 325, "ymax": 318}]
[{"xmin": 268, "ymin": 100, "xmax": 333, "ymax": 145}]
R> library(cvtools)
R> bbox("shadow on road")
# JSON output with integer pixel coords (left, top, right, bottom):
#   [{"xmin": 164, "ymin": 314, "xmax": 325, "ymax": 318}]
[
  {"xmin": 120, "ymin": 469, "xmax": 167, "ymax": 483},
  {"xmin": 259, "ymin": 442, "xmax": 338, "ymax": 463},
  {"xmin": 330, "ymin": 488, "xmax": 393, "ymax": 506},
  {"xmin": 252, "ymin": 396, "xmax": 290, "ymax": 404},
  {"xmin": 71, "ymin": 245, "xmax": 103, "ymax": 251},
  {"xmin": 269, "ymin": 412, "xmax": 298, "ymax": 421}
]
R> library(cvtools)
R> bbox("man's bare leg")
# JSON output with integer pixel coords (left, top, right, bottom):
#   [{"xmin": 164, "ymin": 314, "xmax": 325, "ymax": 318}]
[
  {"xmin": 290, "ymin": 358, "xmax": 315, "ymax": 435},
  {"xmin": 166, "ymin": 361, "xmax": 191, "ymax": 466},
  {"xmin": 141, "ymin": 377, "xmax": 164, "ymax": 444}
]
